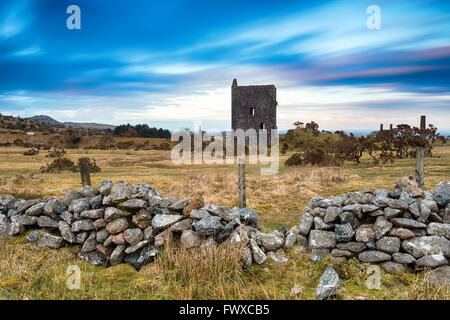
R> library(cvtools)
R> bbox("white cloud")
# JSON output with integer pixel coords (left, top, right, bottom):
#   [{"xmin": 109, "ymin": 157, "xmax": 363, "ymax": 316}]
[
  {"xmin": 119, "ymin": 62, "xmax": 222, "ymax": 75},
  {"xmin": 141, "ymin": 88, "xmax": 230, "ymax": 120},
  {"xmin": 0, "ymin": 14, "xmax": 24, "ymax": 38},
  {"xmin": 13, "ymin": 45, "xmax": 43, "ymax": 57},
  {"xmin": 0, "ymin": 1, "xmax": 32, "ymax": 38}
]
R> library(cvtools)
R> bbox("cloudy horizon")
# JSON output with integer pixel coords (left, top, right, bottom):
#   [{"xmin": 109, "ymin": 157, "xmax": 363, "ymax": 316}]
[{"xmin": 0, "ymin": 0, "xmax": 449, "ymax": 132}]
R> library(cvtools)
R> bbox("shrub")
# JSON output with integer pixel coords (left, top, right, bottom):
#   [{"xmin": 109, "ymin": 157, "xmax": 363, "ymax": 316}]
[
  {"xmin": 304, "ymin": 147, "xmax": 327, "ymax": 165},
  {"xmin": 157, "ymin": 142, "xmax": 171, "ymax": 150},
  {"xmin": 23, "ymin": 149, "xmax": 39, "ymax": 156},
  {"xmin": 41, "ymin": 158, "xmax": 78, "ymax": 173},
  {"xmin": 285, "ymin": 153, "xmax": 304, "ymax": 166},
  {"xmin": 116, "ymin": 141, "xmax": 135, "ymax": 150},
  {"xmin": 281, "ymin": 142, "xmax": 288, "ymax": 155},
  {"xmin": 88, "ymin": 158, "xmax": 102, "ymax": 173},
  {"xmin": 71, "ymin": 137, "xmax": 81, "ymax": 145},
  {"xmin": 46, "ymin": 147, "xmax": 66, "ymax": 158},
  {"xmin": 99, "ymin": 135, "xmax": 114, "ymax": 149},
  {"xmin": 41, "ymin": 157, "xmax": 101, "ymax": 173},
  {"xmin": 13, "ymin": 139, "xmax": 24, "ymax": 146}
]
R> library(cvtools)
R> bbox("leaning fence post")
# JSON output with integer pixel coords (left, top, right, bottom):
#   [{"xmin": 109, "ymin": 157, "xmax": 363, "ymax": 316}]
[
  {"xmin": 78, "ymin": 157, "xmax": 91, "ymax": 186},
  {"xmin": 238, "ymin": 163, "xmax": 246, "ymax": 208},
  {"xmin": 415, "ymin": 115, "xmax": 425, "ymax": 189}
]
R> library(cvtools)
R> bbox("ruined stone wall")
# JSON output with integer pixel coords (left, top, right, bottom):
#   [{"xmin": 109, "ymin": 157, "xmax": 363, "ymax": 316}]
[
  {"xmin": 298, "ymin": 177, "xmax": 450, "ymax": 272},
  {"xmin": 0, "ymin": 177, "xmax": 449, "ymax": 274}
]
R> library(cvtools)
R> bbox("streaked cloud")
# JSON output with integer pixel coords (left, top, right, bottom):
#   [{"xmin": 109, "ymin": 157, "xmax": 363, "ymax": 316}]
[
  {"xmin": 0, "ymin": 0, "xmax": 448, "ymax": 131},
  {"xmin": 0, "ymin": 2, "xmax": 30, "ymax": 38},
  {"xmin": 13, "ymin": 45, "xmax": 43, "ymax": 56}
]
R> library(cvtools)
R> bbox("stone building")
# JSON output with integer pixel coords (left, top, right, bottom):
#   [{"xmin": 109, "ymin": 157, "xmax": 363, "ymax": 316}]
[{"xmin": 231, "ymin": 79, "xmax": 277, "ymax": 139}]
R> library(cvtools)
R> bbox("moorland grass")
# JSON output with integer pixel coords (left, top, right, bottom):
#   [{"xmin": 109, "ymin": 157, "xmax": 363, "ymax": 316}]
[{"xmin": 0, "ymin": 144, "xmax": 449, "ymax": 299}]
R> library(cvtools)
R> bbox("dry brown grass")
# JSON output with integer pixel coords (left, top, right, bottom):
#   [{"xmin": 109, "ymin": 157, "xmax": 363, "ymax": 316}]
[
  {"xmin": 0, "ymin": 132, "xmax": 168, "ymax": 149},
  {"xmin": 166, "ymin": 167, "xmax": 347, "ymax": 228},
  {"xmin": 169, "ymin": 172, "xmax": 238, "ymax": 203},
  {"xmin": 0, "ymin": 145, "xmax": 449, "ymax": 300},
  {"xmin": 168, "ymin": 167, "xmax": 345, "ymax": 206},
  {"xmin": 100, "ymin": 152, "xmax": 172, "ymax": 167},
  {"xmin": 0, "ymin": 174, "xmax": 44, "ymax": 199},
  {"xmin": 1, "ymin": 233, "xmax": 449, "ymax": 300},
  {"xmin": 0, "ymin": 235, "xmax": 269, "ymax": 300},
  {"xmin": 408, "ymin": 268, "xmax": 450, "ymax": 300},
  {"xmin": 142, "ymin": 239, "xmax": 266, "ymax": 300}
]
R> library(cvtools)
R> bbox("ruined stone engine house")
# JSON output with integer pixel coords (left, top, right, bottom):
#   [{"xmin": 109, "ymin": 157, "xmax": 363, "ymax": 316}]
[{"xmin": 231, "ymin": 79, "xmax": 277, "ymax": 140}]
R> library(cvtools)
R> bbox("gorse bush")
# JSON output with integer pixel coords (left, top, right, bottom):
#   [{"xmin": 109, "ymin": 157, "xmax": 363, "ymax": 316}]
[
  {"xmin": 304, "ymin": 148, "xmax": 326, "ymax": 165},
  {"xmin": 41, "ymin": 157, "xmax": 78, "ymax": 173},
  {"xmin": 285, "ymin": 148, "xmax": 338, "ymax": 166},
  {"xmin": 46, "ymin": 147, "xmax": 66, "ymax": 158},
  {"xmin": 88, "ymin": 158, "xmax": 102, "ymax": 173},
  {"xmin": 285, "ymin": 153, "xmax": 304, "ymax": 166},
  {"xmin": 40, "ymin": 157, "xmax": 101, "ymax": 173},
  {"xmin": 281, "ymin": 142, "xmax": 289, "ymax": 155},
  {"xmin": 23, "ymin": 149, "xmax": 39, "ymax": 156}
]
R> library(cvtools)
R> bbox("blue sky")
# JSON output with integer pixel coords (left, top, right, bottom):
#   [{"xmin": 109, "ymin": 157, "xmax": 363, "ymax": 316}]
[{"xmin": 0, "ymin": 0, "xmax": 449, "ymax": 131}]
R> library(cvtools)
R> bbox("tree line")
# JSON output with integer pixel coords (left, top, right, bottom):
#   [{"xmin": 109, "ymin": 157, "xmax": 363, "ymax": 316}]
[{"xmin": 112, "ymin": 124, "xmax": 171, "ymax": 138}]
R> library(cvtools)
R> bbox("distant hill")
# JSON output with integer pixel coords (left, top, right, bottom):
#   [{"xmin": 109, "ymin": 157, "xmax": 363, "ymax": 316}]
[
  {"xmin": 27, "ymin": 115, "xmax": 63, "ymax": 126},
  {"xmin": 0, "ymin": 113, "xmax": 56, "ymax": 133},
  {"xmin": 63, "ymin": 122, "xmax": 116, "ymax": 130},
  {"xmin": 27, "ymin": 115, "xmax": 116, "ymax": 130}
]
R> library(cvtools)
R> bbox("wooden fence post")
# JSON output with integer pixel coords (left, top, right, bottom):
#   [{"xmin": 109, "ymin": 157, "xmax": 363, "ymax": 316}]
[
  {"xmin": 379, "ymin": 124, "xmax": 383, "ymax": 131},
  {"xmin": 78, "ymin": 157, "xmax": 91, "ymax": 186},
  {"xmin": 415, "ymin": 115, "xmax": 425, "ymax": 189},
  {"xmin": 389, "ymin": 124, "xmax": 393, "ymax": 131},
  {"xmin": 238, "ymin": 163, "xmax": 246, "ymax": 208}
]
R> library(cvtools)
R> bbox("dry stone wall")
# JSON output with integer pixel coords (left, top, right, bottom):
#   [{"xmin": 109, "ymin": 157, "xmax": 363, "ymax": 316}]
[
  {"xmin": 0, "ymin": 176, "xmax": 449, "ymax": 273},
  {"xmin": 299, "ymin": 177, "xmax": 450, "ymax": 272}
]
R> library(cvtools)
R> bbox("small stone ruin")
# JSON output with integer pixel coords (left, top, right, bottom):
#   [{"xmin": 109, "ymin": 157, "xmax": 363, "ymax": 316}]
[{"xmin": 0, "ymin": 176, "xmax": 449, "ymax": 274}]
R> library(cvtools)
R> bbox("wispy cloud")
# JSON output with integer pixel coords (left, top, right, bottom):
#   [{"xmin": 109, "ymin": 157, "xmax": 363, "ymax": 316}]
[
  {"xmin": 13, "ymin": 45, "xmax": 43, "ymax": 56},
  {"xmin": 0, "ymin": 0, "xmax": 449, "ymax": 130},
  {"xmin": 0, "ymin": 1, "xmax": 32, "ymax": 38}
]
